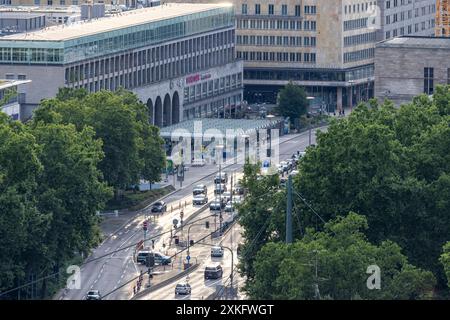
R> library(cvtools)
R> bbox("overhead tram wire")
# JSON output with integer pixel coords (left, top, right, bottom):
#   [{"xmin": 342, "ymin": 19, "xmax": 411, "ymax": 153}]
[{"xmin": 0, "ymin": 210, "xmax": 217, "ymax": 298}]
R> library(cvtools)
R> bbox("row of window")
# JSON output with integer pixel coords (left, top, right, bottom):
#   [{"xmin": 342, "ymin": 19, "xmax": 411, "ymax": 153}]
[
  {"xmin": 343, "ymin": 17, "xmax": 368, "ymax": 31},
  {"xmin": 183, "ymin": 93, "xmax": 242, "ymax": 120},
  {"xmin": 385, "ymin": 8, "xmax": 435, "ymax": 25},
  {"xmin": 344, "ymin": 1, "xmax": 377, "ymax": 15},
  {"xmin": 237, "ymin": 35, "xmax": 316, "ymax": 47},
  {"xmin": 237, "ymin": 51, "xmax": 317, "ymax": 63},
  {"xmin": 237, "ymin": 18, "xmax": 317, "ymax": 31},
  {"xmin": 344, "ymin": 32, "xmax": 377, "ymax": 47},
  {"xmin": 241, "ymin": 3, "xmax": 316, "ymax": 16},
  {"xmin": 344, "ymin": 48, "xmax": 375, "ymax": 63},
  {"xmin": 385, "ymin": 20, "xmax": 435, "ymax": 38},
  {"xmin": 64, "ymin": 30, "xmax": 235, "ymax": 92},
  {"xmin": 184, "ymin": 72, "xmax": 243, "ymax": 104}
]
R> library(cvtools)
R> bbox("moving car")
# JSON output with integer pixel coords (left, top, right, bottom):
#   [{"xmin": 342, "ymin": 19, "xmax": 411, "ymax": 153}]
[
  {"xmin": 86, "ymin": 290, "xmax": 101, "ymax": 300},
  {"xmin": 224, "ymin": 202, "xmax": 234, "ymax": 212},
  {"xmin": 209, "ymin": 199, "xmax": 224, "ymax": 212},
  {"xmin": 211, "ymin": 246, "xmax": 224, "ymax": 258},
  {"xmin": 193, "ymin": 194, "xmax": 208, "ymax": 205},
  {"xmin": 136, "ymin": 251, "xmax": 171, "ymax": 265},
  {"xmin": 151, "ymin": 201, "xmax": 167, "ymax": 213},
  {"xmin": 222, "ymin": 191, "xmax": 232, "ymax": 202},
  {"xmin": 233, "ymin": 185, "xmax": 245, "ymax": 195},
  {"xmin": 192, "ymin": 184, "xmax": 207, "ymax": 196},
  {"xmin": 204, "ymin": 264, "xmax": 223, "ymax": 279},
  {"xmin": 214, "ymin": 172, "xmax": 228, "ymax": 184},
  {"xmin": 214, "ymin": 183, "xmax": 226, "ymax": 195},
  {"xmin": 175, "ymin": 283, "xmax": 191, "ymax": 295}
]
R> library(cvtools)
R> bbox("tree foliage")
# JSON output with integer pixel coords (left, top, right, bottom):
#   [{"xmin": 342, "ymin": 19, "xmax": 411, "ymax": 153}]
[
  {"xmin": 276, "ymin": 82, "xmax": 309, "ymax": 120},
  {"xmin": 440, "ymin": 242, "xmax": 450, "ymax": 289},
  {"xmin": 248, "ymin": 213, "xmax": 436, "ymax": 300},
  {"xmin": 32, "ymin": 88, "xmax": 166, "ymax": 196},
  {"xmin": 0, "ymin": 113, "xmax": 111, "ymax": 298}
]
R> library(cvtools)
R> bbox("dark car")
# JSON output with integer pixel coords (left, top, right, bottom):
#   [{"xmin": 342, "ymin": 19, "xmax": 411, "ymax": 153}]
[
  {"xmin": 233, "ymin": 185, "xmax": 245, "ymax": 195},
  {"xmin": 193, "ymin": 184, "xmax": 207, "ymax": 196},
  {"xmin": 151, "ymin": 201, "xmax": 167, "ymax": 213},
  {"xmin": 214, "ymin": 172, "xmax": 228, "ymax": 184},
  {"xmin": 204, "ymin": 264, "xmax": 223, "ymax": 279}
]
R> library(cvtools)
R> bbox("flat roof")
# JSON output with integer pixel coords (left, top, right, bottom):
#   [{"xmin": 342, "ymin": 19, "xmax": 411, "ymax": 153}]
[
  {"xmin": 0, "ymin": 79, "xmax": 31, "ymax": 91},
  {"xmin": 159, "ymin": 118, "xmax": 283, "ymax": 139},
  {"xmin": 377, "ymin": 36, "xmax": 450, "ymax": 49},
  {"xmin": 0, "ymin": 12, "xmax": 46, "ymax": 19},
  {"xmin": 1, "ymin": 3, "xmax": 232, "ymax": 42}
]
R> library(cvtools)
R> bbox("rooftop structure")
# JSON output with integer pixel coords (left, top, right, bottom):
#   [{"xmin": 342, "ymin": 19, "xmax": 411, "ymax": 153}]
[{"xmin": 0, "ymin": 3, "xmax": 234, "ymax": 64}]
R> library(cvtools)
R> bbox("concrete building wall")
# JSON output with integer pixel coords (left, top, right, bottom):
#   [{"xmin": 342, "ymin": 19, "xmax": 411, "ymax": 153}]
[{"xmin": 375, "ymin": 40, "xmax": 450, "ymax": 105}]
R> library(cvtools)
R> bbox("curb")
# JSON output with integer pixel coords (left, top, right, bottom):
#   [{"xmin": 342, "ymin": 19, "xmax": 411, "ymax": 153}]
[{"xmin": 131, "ymin": 263, "xmax": 200, "ymax": 300}]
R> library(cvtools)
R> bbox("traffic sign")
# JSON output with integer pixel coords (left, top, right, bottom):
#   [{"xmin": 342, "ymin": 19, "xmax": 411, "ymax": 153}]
[
  {"xmin": 186, "ymin": 255, "xmax": 191, "ymax": 261},
  {"xmin": 173, "ymin": 218, "xmax": 179, "ymax": 226}
]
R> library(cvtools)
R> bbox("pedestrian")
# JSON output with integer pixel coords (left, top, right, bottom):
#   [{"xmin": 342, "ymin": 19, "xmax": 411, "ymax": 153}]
[{"xmin": 133, "ymin": 286, "xmax": 136, "ymax": 295}]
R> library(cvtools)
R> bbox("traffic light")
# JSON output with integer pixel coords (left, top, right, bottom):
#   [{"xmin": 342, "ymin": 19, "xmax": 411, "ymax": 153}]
[
  {"xmin": 146, "ymin": 254, "xmax": 155, "ymax": 267},
  {"xmin": 174, "ymin": 237, "xmax": 179, "ymax": 245},
  {"xmin": 189, "ymin": 240, "xmax": 194, "ymax": 246},
  {"xmin": 205, "ymin": 221, "xmax": 210, "ymax": 229},
  {"xmin": 143, "ymin": 220, "xmax": 148, "ymax": 231},
  {"xmin": 151, "ymin": 239, "xmax": 155, "ymax": 249}
]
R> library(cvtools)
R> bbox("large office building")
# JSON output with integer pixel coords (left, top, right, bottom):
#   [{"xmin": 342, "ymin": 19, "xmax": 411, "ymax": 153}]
[
  {"xmin": 0, "ymin": 3, "xmax": 244, "ymax": 124},
  {"xmin": 375, "ymin": 36, "xmax": 450, "ymax": 105},
  {"xmin": 0, "ymin": 79, "xmax": 30, "ymax": 120},
  {"xmin": 165, "ymin": 0, "xmax": 435, "ymax": 112}
]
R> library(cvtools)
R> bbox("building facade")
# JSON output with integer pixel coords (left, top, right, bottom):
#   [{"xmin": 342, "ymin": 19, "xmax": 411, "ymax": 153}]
[
  {"xmin": 0, "ymin": 3, "xmax": 244, "ymax": 125},
  {"xmin": 0, "ymin": 12, "xmax": 46, "ymax": 35},
  {"xmin": 0, "ymin": 79, "xmax": 30, "ymax": 120},
  {"xmin": 436, "ymin": 0, "xmax": 450, "ymax": 36},
  {"xmin": 165, "ymin": 0, "xmax": 435, "ymax": 112},
  {"xmin": 375, "ymin": 36, "xmax": 450, "ymax": 105}
]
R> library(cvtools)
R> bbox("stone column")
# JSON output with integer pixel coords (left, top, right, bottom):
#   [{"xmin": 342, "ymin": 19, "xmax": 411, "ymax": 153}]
[{"xmin": 337, "ymin": 87, "xmax": 343, "ymax": 113}]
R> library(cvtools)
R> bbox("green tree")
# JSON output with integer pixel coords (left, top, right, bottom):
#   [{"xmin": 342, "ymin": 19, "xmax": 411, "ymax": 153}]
[
  {"xmin": 440, "ymin": 242, "xmax": 450, "ymax": 288},
  {"xmin": 277, "ymin": 82, "xmax": 309, "ymax": 120},
  {"xmin": 32, "ymin": 88, "xmax": 166, "ymax": 199},
  {"xmin": 247, "ymin": 213, "xmax": 436, "ymax": 300},
  {"xmin": 290, "ymin": 98, "xmax": 450, "ymax": 288}
]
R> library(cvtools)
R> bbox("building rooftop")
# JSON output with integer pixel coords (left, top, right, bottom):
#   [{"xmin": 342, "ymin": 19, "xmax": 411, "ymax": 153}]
[
  {"xmin": 0, "ymin": 79, "xmax": 31, "ymax": 91},
  {"xmin": 1, "ymin": 3, "xmax": 232, "ymax": 42},
  {"xmin": 377, "ymin": 36, "xmax": 450, "ymax": 49},
  {"xmin": 159, "ymin": 118, "xmax": 283, "ymax": 139},
  {"xmin": 0, "ymin": 12, "xmax": 46, "ymax": 19}
]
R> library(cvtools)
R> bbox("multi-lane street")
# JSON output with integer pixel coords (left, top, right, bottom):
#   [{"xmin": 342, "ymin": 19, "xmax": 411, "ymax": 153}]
[{"xmin": 57, "ymin": 127, "xmax": 325, "ymax": 300}]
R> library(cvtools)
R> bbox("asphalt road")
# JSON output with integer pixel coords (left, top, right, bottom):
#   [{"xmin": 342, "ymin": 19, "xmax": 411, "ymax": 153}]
[{"xmin": 57, "ymin": 127, "xmax": 325, "ymax": 300}]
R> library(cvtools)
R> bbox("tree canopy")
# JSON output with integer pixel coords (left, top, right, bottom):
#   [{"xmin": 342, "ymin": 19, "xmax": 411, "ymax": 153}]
[
  {"xmin": 238, "ymin": 86, "xmax": 450, "ymax": 298},
  {"xmin": 32, "ymin": 88, "xmax": 166, "ymax": 196},
  {"xmin": 276, "ymin": 82, "xmax": 309, "ymax": 120}
]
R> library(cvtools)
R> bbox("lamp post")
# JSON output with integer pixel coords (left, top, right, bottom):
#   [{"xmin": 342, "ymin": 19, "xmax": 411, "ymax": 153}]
[{"xmin": 215, "ymin": 144, "xmax": 224, "ymax": 234}]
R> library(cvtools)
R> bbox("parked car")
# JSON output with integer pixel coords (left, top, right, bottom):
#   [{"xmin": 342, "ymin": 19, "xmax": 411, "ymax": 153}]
[
  {"xmin": 192, "ymin": 159, "xmax": 206, "ymax": 167},
  {"xmin": 192, "ymin": 184, "xmax": 207, "ymax": 196},
  {"xmin": 193, "ymin": 194, "xmax": 208, "ymax": 205},
  {"xmin": 175, "ymin": 283, "xmax": 191, "ymax": 295},
  {"xmin": 136, "ymin": 251, "xmax": 171, "ymax": 265},
  {"xmin": 204, "ymin": 264, "xmax": 223, "ymax": 279},
  {"xmin": 151, "ymin": 201, "xmax": 167, "ymax": 213},
  {"xmin": 232, "ymin": 196, "xmax": 243, "ymax": 205},
  {"xmin": 86, "ymin": 290, "xmax": 101, "ymax": 300},
  {"xmin": 214, "ymin": 183, "xmax": 226, "ymax": 195},
  {"xmin": 211, "ymin": 246, "xmax": 224, "ymax": 258}
]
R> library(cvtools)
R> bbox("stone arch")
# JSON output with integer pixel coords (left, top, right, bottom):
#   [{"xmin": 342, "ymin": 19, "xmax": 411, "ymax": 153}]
[
  {"xmin": 163, "ymin": 93, "xmax": 171, "ymax": 127},
  {"xmin": 146, "ymin": 98, "xmax": 154, "ymax": 125},
  {"xmin": 154, "ymin": 96, "xmax": 163, "ymax": 127},
  {"xmin": 172, "ymin": 91, "xmax": 180, "ymax": 124}
]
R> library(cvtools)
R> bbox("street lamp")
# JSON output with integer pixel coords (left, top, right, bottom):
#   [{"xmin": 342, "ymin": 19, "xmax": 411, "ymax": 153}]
[{"xmin": 215, "ymin": 144, "xmax": 224, "ymax": 234}]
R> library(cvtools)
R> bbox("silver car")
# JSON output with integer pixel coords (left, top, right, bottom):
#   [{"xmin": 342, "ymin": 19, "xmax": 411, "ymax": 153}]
[{"xmin": 175, "ymin": 283, "xmax": 191, "ymax": 295}]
